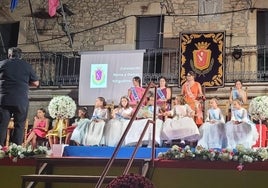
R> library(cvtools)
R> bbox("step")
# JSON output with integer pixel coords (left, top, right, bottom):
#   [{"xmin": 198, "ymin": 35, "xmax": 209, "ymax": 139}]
[{"xmin": 21, "ymin": 174, "xmax": 117, "ymax": 187}]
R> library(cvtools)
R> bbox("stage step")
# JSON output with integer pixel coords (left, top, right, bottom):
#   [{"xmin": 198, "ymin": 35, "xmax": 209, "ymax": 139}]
[
  {"xmin": 21, "ymin": 157, "xmax": 151, "ymax": 188},
  {"xmin": 21, "ymin": 174, "xmax": 117, "ymax": 188}
]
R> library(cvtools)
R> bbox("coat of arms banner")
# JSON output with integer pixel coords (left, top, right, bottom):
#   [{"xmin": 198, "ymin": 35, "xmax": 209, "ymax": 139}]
[{"xmin": 179, "ymin": 31, "xmax": 225, "ymax": 88}]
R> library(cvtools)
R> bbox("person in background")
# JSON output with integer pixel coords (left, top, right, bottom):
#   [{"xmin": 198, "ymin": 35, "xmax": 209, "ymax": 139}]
[
  {"xmin": 24, "ymin": 108, "xmax": 49, "ymax": 148},
  {"xmin": 67, "ymin": 107, "xmax": 89, "ymax": 145},
  {"xmin": 0, "ymin": 47, "xmax": 39, "ymax": 146},
  {"xmin": 128, "ymin": 76, "xmax": 146, "ymax": 108},
  {"xmin": 229, "ymin": 80, "xmax": 247, "ymax": 104},
  {"xmin": 181, "ymin": 71, "xmax": 205, "ymax": 126},
  {"xmin": 225, "ymin": 99, "xmax": 258, "ymax": 149},
  {"xmin": 197, "ymin": 98, "xmax": 226, "ymax": 149},
  {"xmin": 157, "ymin": 76, "xmax": 171, "ymax": 113}
]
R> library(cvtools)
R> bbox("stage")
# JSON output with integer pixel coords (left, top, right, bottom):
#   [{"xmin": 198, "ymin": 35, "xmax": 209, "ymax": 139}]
[{"xmin": 1, "ymin": 146, "xmax": 268, "ymax": 188}]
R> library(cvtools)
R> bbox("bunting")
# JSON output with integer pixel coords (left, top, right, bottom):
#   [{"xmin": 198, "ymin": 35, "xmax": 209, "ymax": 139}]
[{"xmin": 48, "ymin": 0, "xmax": 60, "ymax": 17}]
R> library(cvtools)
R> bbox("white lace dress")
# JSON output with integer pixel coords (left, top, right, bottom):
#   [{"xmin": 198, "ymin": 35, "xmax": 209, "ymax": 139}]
[
  {"xmin": 124, "ymin": 105, "xmax": 163, "ymax": 146},
  {"xmin": 83, "ymin": 108, "xmax": 109, "ymax": 146},
  {"xmin": 197, "ymin": 108, "xmax": 226, "ymax": 149},
  {"xmin": 104, "ymin": 107, "xmax": 133, "ymax": 147},
  {"xmin": 225, "ymin": 108, "xmax": 258, "ymax": 149},
  {"xmin": 161, "ymin": 104, "xmax": 200, "ymax": 142}
]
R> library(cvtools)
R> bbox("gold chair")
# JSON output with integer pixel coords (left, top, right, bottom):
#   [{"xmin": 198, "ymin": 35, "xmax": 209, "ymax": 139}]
[{"xmin": 6, "ymin": 118, "xmax": 29, "ymax": 147}]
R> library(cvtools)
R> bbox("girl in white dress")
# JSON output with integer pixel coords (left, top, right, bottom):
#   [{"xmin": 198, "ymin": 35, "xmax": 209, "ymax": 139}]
[
  {"xmin": 83, "ymin": 97, "xmax": 109, "ymax": 146},
  {"xmin": 225, "ymin": 99, "xmax": 258, "ymax": 149},
  {"xmin": 104, "ymin": 96, "xmax": 133, "ymax": 147},
  {"xmin": 69, "ymin": 107, "xmax": 90, "ymax": 145},
  {"xmin": 124, "ymin": 96, "xmax": 163, "ymax": 146},
  {"xmin": 161, "ymin": 94, "xmax": 200, "ymax": 143},
  {"xmin": 197, "ymin": 98, "xmax": 226, "ymax": 149}
]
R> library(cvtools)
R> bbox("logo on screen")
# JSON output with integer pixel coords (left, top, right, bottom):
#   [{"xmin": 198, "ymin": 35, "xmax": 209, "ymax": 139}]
[{"xmin": 90, "ymin": 64, "xmax": 108, "ymax": 88}]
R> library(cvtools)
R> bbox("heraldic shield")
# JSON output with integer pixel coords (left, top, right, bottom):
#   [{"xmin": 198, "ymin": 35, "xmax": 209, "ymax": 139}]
[{"xmin": 179, "ymin": 31, "xmax": 225, "ymax": 88}]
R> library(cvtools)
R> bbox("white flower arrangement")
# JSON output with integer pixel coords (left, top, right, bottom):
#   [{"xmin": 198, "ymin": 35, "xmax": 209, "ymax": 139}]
[
  {"xmin": 48, "ymin": 95, "xmax": 77, "ymax": 119},
  {"xmin": 249, "ymin": 96, "xmax": 268, "ymax": 121},
  {"xmin": 0, "ymin": 144, "xmax": 48, "ymax": 162}
]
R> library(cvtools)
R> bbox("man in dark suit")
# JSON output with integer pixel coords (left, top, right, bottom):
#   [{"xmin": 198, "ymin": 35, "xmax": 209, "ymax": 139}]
[{"xmin": 0, "ymin": 47, "xmax": 39, "ymax": 146}]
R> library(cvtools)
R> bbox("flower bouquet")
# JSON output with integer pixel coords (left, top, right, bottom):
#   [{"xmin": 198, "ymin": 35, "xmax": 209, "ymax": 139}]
[
  {"xmin": 248, "ymin": 96, "xmax": 268, "ymax": 121},
  {"xmin": 48, "ymin": 95, "xmax": 77, "ymax": 119},
  {"xmin": 48, "ymin": 96, "xmax": 76, "ymax": 145}
]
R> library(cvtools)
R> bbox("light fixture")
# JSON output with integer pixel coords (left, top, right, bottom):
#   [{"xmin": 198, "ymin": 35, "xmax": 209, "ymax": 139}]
[{"xmin": 232, "ymin": 48, "xmax": 242, "ymax": 60}]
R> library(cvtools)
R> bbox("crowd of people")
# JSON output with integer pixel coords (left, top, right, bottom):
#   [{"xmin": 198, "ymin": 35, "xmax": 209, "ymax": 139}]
[
  {"xmin": 21, "ymin": 74, "xmax": 258, "ymax": 151},
  {"xmin": 0, "ymin": 48, "xmax": 259, "ymax": 151}
]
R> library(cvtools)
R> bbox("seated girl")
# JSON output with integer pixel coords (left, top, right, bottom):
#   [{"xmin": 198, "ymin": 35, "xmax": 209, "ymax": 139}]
[
  {"xmin": 161, "ymin": 94, "xmax": 200, "ymax": 145},
  {"xmin": 225, "ymin": 99, "xmax": 258, "ymax": 149},
  {"xmin": 197, "ymin": 98, "xmax": 226, "ymax": 149},
  {"xmin": 67, "ymin": 107, "xmax": 90, "ymax": 145},
  {"xmin": 124, "ymin": 95, "xmax": 163, "ymax": 147},
  {"xmin": 24, "ymin": 108, "xmax": 49, "ymax": 148},
  {"xmin": 83, "ymin": 97, "xmax": 109, "ymax": 146},
  {"xmin": 104, "ymin": 96, "xmax": 133, "ymax": 147}
]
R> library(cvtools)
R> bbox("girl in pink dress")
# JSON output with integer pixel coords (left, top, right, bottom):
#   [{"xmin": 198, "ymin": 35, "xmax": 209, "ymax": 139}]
[
  {"xmin": 24, "ymin": 108, "xmax": 49, "ymax": 148},
  {"xmin": 128, "ymin": 76, "xmax": 146, "ymax": 108}
]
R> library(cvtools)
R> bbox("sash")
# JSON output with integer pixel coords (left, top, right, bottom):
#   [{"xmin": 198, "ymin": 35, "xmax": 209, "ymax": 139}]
[
  {"xmin": 131, "ymin": 87, "xmax": 140, "ymax": 101},
  {"xmin": 232, "ymin": 89, "xmax": 239, "ymax": 99},
  {"xmin": 209, "ymin": 109, "xmax": 219, "ymax": 120},
  {"xmin": 157, "ymin": 88, "xmax": 165, "ymax": 100},
  {"xmin": 185, "ymin": 82, "xmax": 196, "ymax": 100}
]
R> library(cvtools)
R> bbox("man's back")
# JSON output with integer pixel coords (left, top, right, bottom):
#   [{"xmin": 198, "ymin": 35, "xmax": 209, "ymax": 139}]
[{"xmin": 0, "ymin": 58, "xmax": 38, "ymax": 106}]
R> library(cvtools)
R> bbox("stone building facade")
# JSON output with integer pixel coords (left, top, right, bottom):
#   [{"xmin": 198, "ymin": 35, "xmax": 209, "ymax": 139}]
[{"xmin": 0, "ymin": 0, "xmax": 268, "ymax": 123}]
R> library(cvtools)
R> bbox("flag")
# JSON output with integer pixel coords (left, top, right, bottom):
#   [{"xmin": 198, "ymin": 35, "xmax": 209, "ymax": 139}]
[
  {"xmin": 10, "ymin": 0, "xmax": 19, "ymax": 12},
  {"xmin": 48, "ymin": 0, "xmax": 59, "ymax": 17}
]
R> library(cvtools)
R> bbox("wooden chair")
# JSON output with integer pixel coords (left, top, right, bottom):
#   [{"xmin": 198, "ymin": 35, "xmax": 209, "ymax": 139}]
[{"xmin": 6, "ymin": 118, "xmax": 29, "ymax": 147}]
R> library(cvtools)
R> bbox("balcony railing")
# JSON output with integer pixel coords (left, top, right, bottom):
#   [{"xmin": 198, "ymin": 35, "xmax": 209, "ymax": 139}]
[{"xmin": 1, "ymin": 45, "xmax": 267, "ymax": 87}]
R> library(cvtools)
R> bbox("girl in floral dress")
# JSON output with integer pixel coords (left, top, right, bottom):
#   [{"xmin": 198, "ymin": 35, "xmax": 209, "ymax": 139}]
[
  {"xmin": 83, "ymin": 97, "xmax": 109, "ymax": 146},
  {"xmin": 68, "ymin": 107, "xmax": 90, "ymax": 145},
  {"xmin": 161, "ymin": 94, "xmax": 200, "ymax": 144},
  {"xmin": 225, "ymin": 99, "xmax": 258, "ymax": 149},
  {"xmin": 24, "ymin": 108, "xmax": 49, "ymax": 148},
  {"xmin": 104, "ymin": 96, "xmax": 133, "ymax": 147},
  {"xmin": 197, "ymin": 98, "xmax": 226, "ymax": 149}
]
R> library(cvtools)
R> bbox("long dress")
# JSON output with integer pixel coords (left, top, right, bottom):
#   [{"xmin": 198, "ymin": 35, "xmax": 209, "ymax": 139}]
[
  {"xmin": 104, "ymin": 107, "xmax": 133, "ymax": 147},
  {"xmin": 124, "ymin": 105, "xmax": 163, "ymax": 146},
  {"xmin": 70, "ymin": 118, "xmax": 91, "ymax": 145},
  {"xmin": 83, "ymin": 108, "xmax": 109, "ymax": 146},
  {"xmin": 182, "ymin": 81, "xmax": 204, "ymax": 125},
  {"xmin": 197, "ymin": 108, "xmax": 226, "ymax": 149},
  {"xmin": 225, "ymin": 107, "xmax": 258, "ymax": 149},
  {"xmin": 161, "ymin": 104, "xmax": 200, "ymax": 142}
]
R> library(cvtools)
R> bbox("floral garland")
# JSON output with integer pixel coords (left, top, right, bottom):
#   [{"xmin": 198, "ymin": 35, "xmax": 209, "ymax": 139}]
[
  {"xmin": 0, "ymin": 144, "xmax": 48, "ymax": 162},
  {"xmin": 48, "ymin": 95, "xmax": 77, "ymax": 119},
  {"xmin": 249, "ymin": 96, "xmax": 268, "ymax": 121},
  {"xmin": 158, "ymin": 145, "xmax": 268, "ymax": 170}
]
